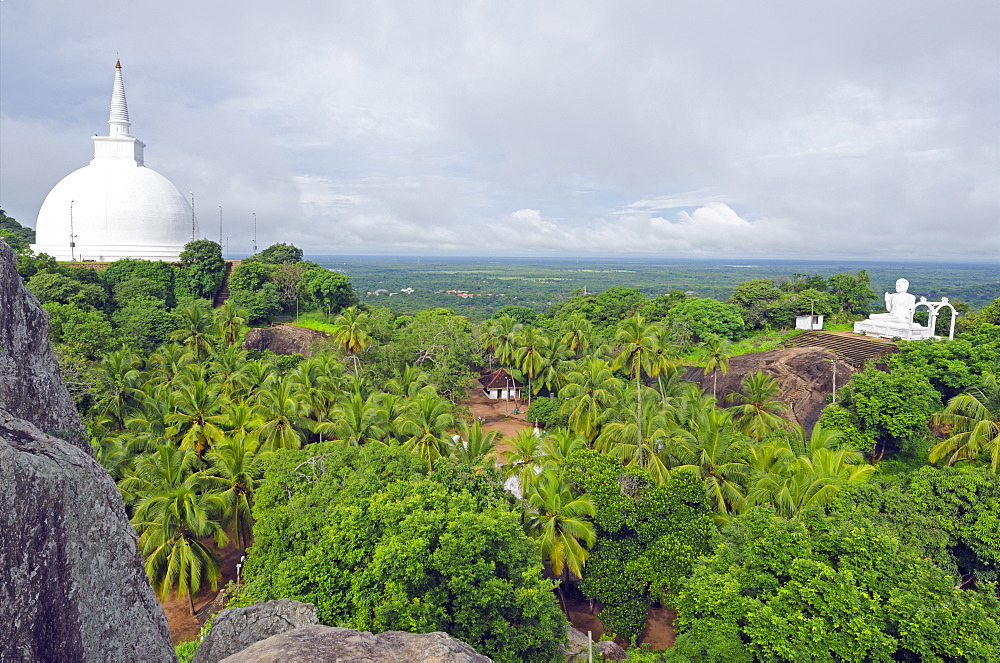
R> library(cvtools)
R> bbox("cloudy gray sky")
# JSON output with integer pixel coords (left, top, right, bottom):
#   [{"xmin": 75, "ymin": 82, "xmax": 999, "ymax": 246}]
[{"xmin": 1, "ymin": 1, "xmax": 997, "ymax": 259}]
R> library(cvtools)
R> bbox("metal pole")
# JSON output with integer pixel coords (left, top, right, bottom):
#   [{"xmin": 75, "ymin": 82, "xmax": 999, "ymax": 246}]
[
  {"xmin": 588, "ymin": 631, "xmax": 593, "ymax": 663},
  {"xmin": 252, "ymin": 213, "xmax": 257, "ymax": 254},
  {"xmin": 190, "ymin": 192, "xmax": 196, "ymax": 241},
  {"xmin": 68, "ymin": 200, "xmax": 76, "ymax": 261}
]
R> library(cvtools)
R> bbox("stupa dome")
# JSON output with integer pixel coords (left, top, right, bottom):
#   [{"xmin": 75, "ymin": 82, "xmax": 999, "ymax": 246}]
[{"xmin": 32, "ymin": 61, "xmax": 192, "ymax": 261}]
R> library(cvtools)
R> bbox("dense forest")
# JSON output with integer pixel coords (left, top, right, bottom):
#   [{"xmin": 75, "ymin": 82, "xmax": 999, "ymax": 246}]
[{"xmin": 7, "ymin": 228, "xmax": 1000, "ymax": 661}]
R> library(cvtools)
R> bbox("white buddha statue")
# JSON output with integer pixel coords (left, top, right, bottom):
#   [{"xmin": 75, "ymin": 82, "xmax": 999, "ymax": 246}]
[{"xmin": 869, "ymin": 278, "xmax": 916, "ymax": 322}]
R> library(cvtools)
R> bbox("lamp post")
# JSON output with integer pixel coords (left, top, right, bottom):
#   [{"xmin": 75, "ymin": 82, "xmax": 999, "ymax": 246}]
[
  {"xmin": 68, "ymin": 200, "xmax": 76, "ymax": 261},
  {"xmin": 829, "ymin": 358, "xmax": 837, "ymax": 404}
]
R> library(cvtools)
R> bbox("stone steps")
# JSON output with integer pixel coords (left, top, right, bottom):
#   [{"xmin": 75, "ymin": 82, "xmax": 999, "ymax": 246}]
[
  {"xmin": 780, "ymin": 331, "xmax": 897, "ymax": 369},
  {"xmin": 212, "ymin": 260, "xmax": 240, "ymax": 308}
]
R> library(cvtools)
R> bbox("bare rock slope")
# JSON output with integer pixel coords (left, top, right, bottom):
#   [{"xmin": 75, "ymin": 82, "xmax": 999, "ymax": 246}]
[
  {"xmin": 684, "ymin": 346, "xmax": 856, "ymax": 432},
  {"xmin": 242, "ymin": 324, "xmax": 327, "ymax": 357},
  {"xmin": 0, "ymin": 239, "xmax": 174, "ymax": 661}
]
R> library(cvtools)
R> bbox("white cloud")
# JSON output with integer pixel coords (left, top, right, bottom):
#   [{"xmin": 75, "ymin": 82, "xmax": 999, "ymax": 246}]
[{"xmin": 1, "ymin": 1, "xmax": 997, "ymax": 259}]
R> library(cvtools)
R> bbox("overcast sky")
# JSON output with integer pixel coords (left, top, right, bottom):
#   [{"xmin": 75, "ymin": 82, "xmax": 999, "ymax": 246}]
[{"xmin": 1, "ymin": 1, "xmax": 997, "ymax": 259}]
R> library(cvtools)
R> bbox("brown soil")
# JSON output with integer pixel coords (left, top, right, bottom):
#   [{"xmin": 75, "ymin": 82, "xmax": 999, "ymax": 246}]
[
  {"xmin": 561, "ymin": 586, "xmax": 676, "ymax": 652},
  {"xmin": 161, "ymin": 540, "xmax": 245, "ymax": 645},
  {"xmin": 458, "ymin": 384, "xmax": 534, "ymax": 453}
]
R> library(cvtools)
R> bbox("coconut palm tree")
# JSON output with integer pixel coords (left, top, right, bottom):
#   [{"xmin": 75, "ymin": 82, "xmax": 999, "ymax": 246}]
[
  {"xmin": 446, "ymin": 419, "xmax": 502, "ymax": 466},
  {"xmin": 672, "ymin": 405, "xmax": 749, "ymax": 517},
  {"xmin": 165, "ymin": 377, "xmax": 227, "ymax": 457},
  {"xmin": 559, "ymin": 311, "xmax": 593, "ymax": 359},
  {"xmin": 513, "ymin": 327, "xmax": 550, "ymax": 406},
  {"xmin": 613, "ymin": 314, "xmax": 657, "ymax": 467},
  {"xmin": 522, "ymin": 473, "xmax": 597, "ymax": 614},
  {"xmin": 204, "ymin": 435, "xmax": 270, "ymax": 550},
  {"xmin": 214, "ymin": 301, "xmax": 248, "ymax": 346},
  {"xmin": 170, "ymin": 302, "xmax": 217, "ymax": 361},
  {"xmin": 131, "ymin": 474, "xmax": 227, "ymax": 616},
  {"xmin": 400, "ymin": 389, "xmax": 455, "ymax": 471},
  {"xmin": 331, "ymin": 306, "xmax": 371, "ymax": 373},
  {"xmin": 726, "ymin": 371, "xmax": 790, "ymax": 441},
  {"xmin": 930, "ymin": 373, "xmax": 1000, "ymax": 472},
  {"xmin": 95, "ymin": 349, "xmax": 144, "ymax": 431},
  {"xmin": 251, "ymin": 378, "xmax": 309, "ymax": 450},
  {"xmin": 118, "ymin": 444, "xmax": 200, "ymax": 507},
  {"xmin": 539, "ymin": 429, "xmax": 589, "ymax": 469},
  {"xmin": 559, "ymin": 357, "xmax": 622, "ymax": 442},
  {"xmin": 700, "ymin": 335, "xmax": 732, "ymax": 399},
  {"xmin": 595, "ymin": 397, "xmax": 675, "ymax": 486},
  {"xmin": 487, "ymin": 315, "xmax": 523, "ymax": 368},
  {"xmin": 503, "ymin": 428, "xmax": 545, "ymax": 497},
  {"xmin": 316, "ymin": 389, "xmax": 386, "ymax": 446}
]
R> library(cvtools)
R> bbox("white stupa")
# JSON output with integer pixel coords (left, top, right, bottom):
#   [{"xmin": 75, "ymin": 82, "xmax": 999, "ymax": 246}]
[{"xmin": 31, "ymin": 61, "xmax": 192, "ymax": 261}]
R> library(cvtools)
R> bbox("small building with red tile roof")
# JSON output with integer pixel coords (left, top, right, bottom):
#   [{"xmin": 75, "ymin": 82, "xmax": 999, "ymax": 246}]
[{"xmin": 478, "ymin": 368, "xmax": 522, "ymax": 400}]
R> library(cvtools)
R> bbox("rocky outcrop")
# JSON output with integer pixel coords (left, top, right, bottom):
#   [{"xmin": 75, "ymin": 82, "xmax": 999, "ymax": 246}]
[
  {"xmin": 193, "ymin": 599, "xmax": 319, "ymax": 663},
  {"xmin": 0, "ymin": 239, "xmax": 87, "ymax": 452},
  {"xmin": 0, "ymin": 240, "xmax": 174, "ymax": 661},
  {"xmin": 684, "ymin": 346, "xmax": 856, "ymax": 432},
  {"xmin": 562, "ymin": 628, "xmax": 627, "ymax": 661},
  {"xmin": 218, "ymin": 625, "xmax": 492, "ymax": 663},
  {"xmin": 242, "ymin": 324, "xmax": 327, "ymax": 357}
]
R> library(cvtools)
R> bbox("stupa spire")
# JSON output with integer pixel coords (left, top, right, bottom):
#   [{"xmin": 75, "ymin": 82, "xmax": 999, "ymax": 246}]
[{"xmin": 109, "ymin": 59, "xmax": 131, "ymax": 136}]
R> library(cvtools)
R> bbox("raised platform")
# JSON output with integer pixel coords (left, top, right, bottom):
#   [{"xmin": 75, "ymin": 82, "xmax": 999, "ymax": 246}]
[
  {"xmin": 781, "ymin": 331, "xmax": 898, "ymax": 369},
  {"xmin": 853, "ymin": 319, "xmax": 934, "ymax": 341}
]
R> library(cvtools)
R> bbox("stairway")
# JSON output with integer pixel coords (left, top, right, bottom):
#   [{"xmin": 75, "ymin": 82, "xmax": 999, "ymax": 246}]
[
  {"xmin": 212, "ymin": 260, "xmax": 240, "ymax": 308},
  {"xmin": 780, "ymin": 331, "xmax": 898, "ymax": 369}
]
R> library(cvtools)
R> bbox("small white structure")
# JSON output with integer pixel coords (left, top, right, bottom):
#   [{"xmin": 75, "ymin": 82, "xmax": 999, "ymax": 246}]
[
  {"xmin": 479, "ymin": 368, "xmax": 522, "ymax": 400},
  {"xmin": 854, "ymin": 278, "xmax": 955, "ymax": 341},
  {"xmin": 31, "ymin": 61, "xmax": 192, "ymax": 261},
  {"xmin": 795, "ymin": 314, "xmax": 824, "ymax": 330}
]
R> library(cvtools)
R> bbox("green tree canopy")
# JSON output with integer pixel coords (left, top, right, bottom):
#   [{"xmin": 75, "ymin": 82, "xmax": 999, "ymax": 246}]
[
  {"xmin": 254, "ymin": 242, "xmax": 303, "ymax": 264},
  {"xmin": 176, "ymin": 240, "xmax": 226, "ymax": 300},
  {"xmin": 236, "ymin": 443, "xmax": 566, "ymax": 662}
]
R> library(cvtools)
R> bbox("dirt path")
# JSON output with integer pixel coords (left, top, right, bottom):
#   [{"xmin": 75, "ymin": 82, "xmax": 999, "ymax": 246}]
[
  {"xmin": 161, "ymin": 541, "xmax": 245, "ymax": 644},
  {"xmin": 458, "ymin": 385, "xmax": 534, "ymax": 452}
]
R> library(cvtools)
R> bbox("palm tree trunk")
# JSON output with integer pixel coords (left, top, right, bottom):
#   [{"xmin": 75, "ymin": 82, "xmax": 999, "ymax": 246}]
[
  {"xmin": 713, "ymin": 369, "xmax": 718, "ymax": 398},
  {"xmin": 556, "ymin": 581, "xmax": 568, "ymax": 617},
  {"xmin": 636, "ymin": 366, "xmax": 643, "ymax": 468},
  {"xmin": 188, "ymin": 591, "xmax": 196, "ymax": 617}
]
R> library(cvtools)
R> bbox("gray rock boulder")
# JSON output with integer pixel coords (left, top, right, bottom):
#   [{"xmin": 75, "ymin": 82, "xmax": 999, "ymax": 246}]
[
  {"xmin": 0, "ymin": 239, "xmax": 87, "ymax": 453},
  {"xmin": 0, "ymin": 411, "xmax": 175, "ymax": 661},
  {"xmin": 597, "ymin": 640, "xmax": 628, "ymax": 660},
  {"xmin": 193, "ymin": 599, "xmax": 319, "ymax": 663},
  {"xmin": 219, "ymin": 625, "xmax": 492, "ymax": 663},
  {"xmin": 0, "ymin": 240, "xmax": 174, "ymax": 661}
]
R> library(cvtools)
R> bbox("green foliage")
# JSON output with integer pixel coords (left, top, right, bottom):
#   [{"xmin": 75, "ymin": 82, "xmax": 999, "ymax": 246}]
[
  {"xmin": 892, "ymin": 326, "xmax": 1000, "ymax": 400},
  {"xmin": 526, "ymin": 397, "xmax": 568, "ymax": 428},
  {"xmin": 254, "ymin": 242, "xmax": 303, "ymax": 264},
  {"xmin": 27, "ymin": 271, "xmax": 107, "ymax": 309},
  {"xmin": 176, "ymin": 240, "xmax": 226, "ymax": 300},
  {"xmin": 0, "ymin": 208, "xmax": 35, "ymax": 251},
  {"xmin": 174, "ymin": 641, "xmax": 197, "ymax": 663},
  {"xmin": 664, "ymin": 297, "xmax": 745, "ymax": 342},
  {"xmin": 638, "ymin": 290, "xmax": 688, "ymax": 321},
  {"xmin": 236, "ymin": 443, "xmax": 565, "ymax": 662},
  {"xmin": 492, "ymin": 304, "xmax": 540, "ymax": 326},
  {"xmin": 43, "ymin": 302, "xmax": 120, "ymax": 359},
  {"xmin": 103, "ymin": 258, "xmax": 176, "ymax": 307},
  {"xmin": 670, "ymin": 506, "xmax": 1000, "ymax": 662},
  {"xmin": 834, "ymin": 365, "xmax": 942, "ymax": 459},
  {"xmin": 301, "ymin": 267, "xmax": 358, "ymax": 317},
  {"xmin": 229, "ymin": 283, "xmax": 283, "ymax": 325},
  {"xmin": 563, "ymin": 450, "xmax": 715, "ymax": 642},
  {"xmin": 111, "ymin": 300, "xmax": 181, "ymax": 354},
  {"xmin": 827, "ymin": 270, "xmax": 878, "ymax": 316}
]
